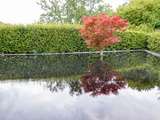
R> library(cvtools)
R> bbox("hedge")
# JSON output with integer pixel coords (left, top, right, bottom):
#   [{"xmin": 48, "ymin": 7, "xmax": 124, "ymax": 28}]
[
  {"xmin": 0, "ymin": 24, "xmax": 150, "ymax": 53},
  {"xmin": 147, "ymin": 32, "xmax": 160, "ymax": 52},
  {"xmin": 107, "ymin": 30, "xmax": 148, "ymax": 50},
  {"xmin": 0, "ymin": 24, "xmax": 87, "ymax": 53}
]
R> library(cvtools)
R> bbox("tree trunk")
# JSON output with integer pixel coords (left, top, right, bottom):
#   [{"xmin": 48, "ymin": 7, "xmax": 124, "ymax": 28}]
[{"xmin": 100, "ymin": 50, "xmax": 104, "ymax": 61}]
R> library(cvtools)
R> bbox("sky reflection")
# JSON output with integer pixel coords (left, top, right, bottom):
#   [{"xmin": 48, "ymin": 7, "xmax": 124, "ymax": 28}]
[{"xmin": 0, "ymin": 80, "xmax": 160, "ymax": 120}]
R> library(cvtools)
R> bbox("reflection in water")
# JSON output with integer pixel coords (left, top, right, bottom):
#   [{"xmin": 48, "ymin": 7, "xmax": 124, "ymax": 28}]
[
  {"xmin": 158, "ymin": 88, "xmax": 160, "ymax": 100},
  {"xmin": 46, "ymin": 80, "xmax": 82, "ymax": 96},
  {"xmin": 0, "ymin": 80, "xmax": 160, "ymax": 120},
  {"xmin": 0, "ymin": 52, "xmax": 160, "ymax": 120},
  {"xmin": 0, "ymin": 52, "xmax": 150, "ymax": 80},
  {"xmin": 81, "ymin": 61, "xmax": 126, "ymax": 96},
  {"xmin": 68, "ymin": 80, "xmax": 82, "ymax": 95},
  {"xmin": 46, "ymin": 80, "xmax": 66, "ymax": 93},
  {"xmin": 44, "ymin": 61, "xmax": 126, "ymax": 96},
  {"xmin": 42, "ymin": 59, "xmax": 160, "ymax": 96}
]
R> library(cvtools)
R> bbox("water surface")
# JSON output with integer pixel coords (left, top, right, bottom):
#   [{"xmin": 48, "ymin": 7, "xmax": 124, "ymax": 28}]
[{"xmin": 0, "ymin": 51, "xmax": 160, "ymax": 120}]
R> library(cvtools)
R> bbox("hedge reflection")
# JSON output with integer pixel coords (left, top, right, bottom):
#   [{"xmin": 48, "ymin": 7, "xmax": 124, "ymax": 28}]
[
  {"xmin": 44, "ymin": 64, "xmax": 160, "ymax": 95},
  {"xmin": 0, "ymin": 52, "xmax": 159, "ymax": 94},
  {"xmin": 45, "ymin": 80, "xmax": 82, "ymax": 96},
  {"xmin": 0, "ymin": 52, "xmax": 147, "ymax": 80},
  {"xmin": 44, "ymin": 60, "xmax": 126, "ymax": 96},
  {"xmin": 123, "ymin": 67, "xmax": 160, "ymax": 91}
]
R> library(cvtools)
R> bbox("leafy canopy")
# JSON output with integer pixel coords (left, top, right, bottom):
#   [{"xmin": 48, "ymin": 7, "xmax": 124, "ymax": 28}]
[
  {"xmin": 80, "ymin": 14, "xmax": 128, "ymax": 50},
  {"xmin": 37, "ymin": 0, "xmax": 113, "ymax": 23},
  {"xmin": 117, "ymin": 0, "xmax": 160, "ymax": 27}
]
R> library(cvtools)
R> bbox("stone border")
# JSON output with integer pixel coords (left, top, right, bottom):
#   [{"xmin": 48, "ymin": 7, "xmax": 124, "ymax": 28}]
[
  {"xmin": 0, "ymin": 49, "xmax": 145, "ymax": 56},
  {"xmin": 145, "ymin": 50, "xmax": 160, "ymax": 58},
  {"xmin": 0, "ymin": 49, "xmax": 159, "ymax": 58}
]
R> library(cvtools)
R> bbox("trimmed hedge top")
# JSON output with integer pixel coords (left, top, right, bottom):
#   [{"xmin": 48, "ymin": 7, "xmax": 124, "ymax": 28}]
[
  {"xmin": 0, "ymin": 24, "xmax": 158, "ymax": 53},
  {"xmin": 0, "ymin": 24, "xmax": 87, "ymax": 53}
]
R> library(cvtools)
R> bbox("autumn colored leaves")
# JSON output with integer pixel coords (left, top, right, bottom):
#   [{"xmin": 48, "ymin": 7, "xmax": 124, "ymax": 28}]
[{"xmin": 80, "ymin": 14, "xmax": 128, "ymax": 50}]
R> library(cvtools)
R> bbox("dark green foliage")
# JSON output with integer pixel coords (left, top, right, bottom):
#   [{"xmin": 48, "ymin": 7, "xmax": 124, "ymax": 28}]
[
  {"xmin": 0, "ymin": 52, "xmax": 158, "ymax": 80},
  {"xmin": 0, "ymin": 54, "xmax": 89, "ymax": 80},
  {"xmin": 124, "ymin": 68, "xmax": 159, "ymax": 82},
  {"xmin": 117, "ymin": 0, "xmax": 160, "ymax": 27},
  {"xmin": 126, "ymin": 67, "xmax": 160, "ymax": 91},
  {"xmin": 154, "ymin": 21, "xmax": 160, "ymax": 29},
  {"xmin": 105, "ymin": 52, "xmax": 147, "ymax": 69},
  {"xmin": 147, "ymin": 55, "xmax": 160, "ymax": 70},
  {"xmin": 116, "ymin": 0, "xmax": 160, "ymax": 52},
  {"xmin": 0, "ymin": 52, "xmax": 159, "ymax": 92}
]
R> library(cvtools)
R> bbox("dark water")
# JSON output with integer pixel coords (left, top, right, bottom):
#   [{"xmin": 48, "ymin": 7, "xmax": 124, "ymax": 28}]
[{"xmin": 0, "ymin": 51, "xmax": 160, "ymax": 120}]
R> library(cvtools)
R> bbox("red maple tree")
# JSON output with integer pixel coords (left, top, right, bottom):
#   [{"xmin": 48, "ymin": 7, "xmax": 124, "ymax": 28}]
[{"xmin": 80, "ymin": 14, "xmax": 128, "ymax": 50}]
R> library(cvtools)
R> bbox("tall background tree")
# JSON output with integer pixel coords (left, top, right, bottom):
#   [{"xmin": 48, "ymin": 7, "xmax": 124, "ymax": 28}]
[
  {"xmin": 117, "ymin": 0, "xmax": 160, "ymax": 28},
  {"xmin": 37, "ymin": 0, "xmax": 113, "ymax": 23}
]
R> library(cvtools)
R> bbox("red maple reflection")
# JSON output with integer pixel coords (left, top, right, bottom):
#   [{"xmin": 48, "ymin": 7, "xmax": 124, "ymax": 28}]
[{"xmin": 81, "ymin": 61, "xmax": 126, "ymax": 96}]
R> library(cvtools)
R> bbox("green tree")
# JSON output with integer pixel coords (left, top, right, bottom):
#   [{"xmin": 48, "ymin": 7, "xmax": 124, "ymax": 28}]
[
  {"xmin": 37, "ymin": 0, "xmax": 113, "ymax": 23},
  {"xmin": 117, "ymin": 0, "xmax": 160, "ymax": 27}
]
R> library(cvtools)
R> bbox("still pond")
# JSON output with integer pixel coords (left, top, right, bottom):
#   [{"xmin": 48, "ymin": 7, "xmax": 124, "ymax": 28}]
[{"xmin": 0, "ymin": 51, "xmax": 160, "ymax": 120}]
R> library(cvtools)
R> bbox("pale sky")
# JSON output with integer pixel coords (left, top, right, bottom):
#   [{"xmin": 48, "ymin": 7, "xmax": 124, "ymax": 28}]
[{"xmin": 0, "ymin": 0, "xmax": 128, "ymax": 24}]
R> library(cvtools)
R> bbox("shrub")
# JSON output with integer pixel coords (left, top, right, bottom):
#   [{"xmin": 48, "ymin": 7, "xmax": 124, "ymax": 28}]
[
  {"xmin": 128, "ymin": 24, "xmax": 154, "ymax": 33},
  {"xmin": 147, "ymin": 32, "xmax": 160, "ymax": 52},
  {"xmin": 106, "ymin": 30, "xmax": 148, "ymax": 50},
  {"xmin": 0, "ymin": 24, "xmax": 149, "ymax": 53},
  {"xmin": 0, "ymin": 24, "xmax": 87, "ymax": 53},
  {"xmin": 154, "ymin": 21, "xmax": 160, "ymax": 29},
  {"xmin": 117, "ymin": 0, "xmax": 160, "ymax": 27},
  {"xmin": 80, "ymin": 14, "xmax": 128, "ymax": 50}
]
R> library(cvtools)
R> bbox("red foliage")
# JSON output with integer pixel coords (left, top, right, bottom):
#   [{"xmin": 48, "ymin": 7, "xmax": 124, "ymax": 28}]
[
  {"xmin": 80, "ymin": 61, "xmax": 126, "ymax": 96},
  {"xmin": 80, "ymin": 14, "xmax": 128, "ymax": 50}
]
